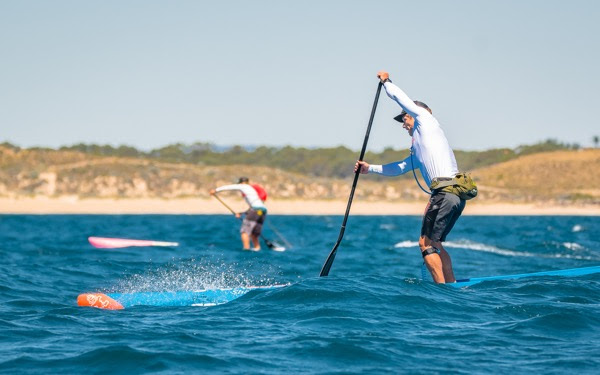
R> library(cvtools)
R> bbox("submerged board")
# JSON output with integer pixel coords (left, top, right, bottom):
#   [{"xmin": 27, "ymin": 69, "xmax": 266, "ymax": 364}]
[
  {"xmin": 78, "ymin": 284, "xmax": 286, "ymax": 310},
  {"xmin": 449, "ymin": 265, "xmax": 600, "ymax": 288}
]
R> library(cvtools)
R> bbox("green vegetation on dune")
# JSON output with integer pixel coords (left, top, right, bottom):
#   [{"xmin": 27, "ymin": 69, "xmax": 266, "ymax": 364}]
[
  {"xmin": 1, "ymin": 140, "xmax": 596, "ymax": 204},
  {"xmin": 19, "ymin": 138, "xmax": 579, "ymax": 178}
]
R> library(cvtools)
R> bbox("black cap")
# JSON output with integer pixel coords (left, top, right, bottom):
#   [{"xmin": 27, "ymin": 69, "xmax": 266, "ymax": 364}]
[
  {"xmin": 393, "ymin": 101, "xmax": 431, "ymax": 123},
  {"xmin": 238, "ymin": 177, "xmax": 249, "ymax": 183},
  {"xmin": 394, "ymin": 112, "xmax": 408, "ymax": 123}
]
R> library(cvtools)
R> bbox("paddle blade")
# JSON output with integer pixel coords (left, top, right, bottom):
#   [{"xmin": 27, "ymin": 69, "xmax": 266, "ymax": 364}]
[
  {"xmin": 266, "ymin": 222, "xmax": 293, "ymax": 249},
  {"xmin": 263, "ymin": 238, "xmax": 285, "ymax": 252},
  {"xmin": 270, "ymin": 243, "xmax": 286, "ymax": 252},
  {"xmin": 88, "ymin": 236, "xmax": 179, "ymax": 249},
  {"xmin": 319, "ymin": 247, "xmax": 337, "ymax": 277}
]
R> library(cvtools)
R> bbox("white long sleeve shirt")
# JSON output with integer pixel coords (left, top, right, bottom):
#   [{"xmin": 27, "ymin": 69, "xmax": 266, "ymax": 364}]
[
  {"xmin": 215, "ymin": 184, "xmax": 266, "ymax": 210},
  {"xmin": 368, "ymin": 81, "xmax": 459, "ymax": 189}
]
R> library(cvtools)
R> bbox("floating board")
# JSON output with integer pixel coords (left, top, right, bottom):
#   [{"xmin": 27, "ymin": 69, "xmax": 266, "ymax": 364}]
[
  {"xmin": 449, "ymin": 265, "xmax": 600, "ymax": 288},
  {"xmin": 78, "ymin": 284, "xmax": 286, "ymax": 310},
  {"xmin": 88, "ymin": 236, "xmax": 179, "ymax": 249}
]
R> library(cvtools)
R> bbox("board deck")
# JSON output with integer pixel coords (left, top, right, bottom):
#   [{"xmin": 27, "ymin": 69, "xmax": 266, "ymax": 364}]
[
  {"xmin": 448, "ymin": 266, "xmax": 600, "ymax": 287},
  {"xmin": 78, "ymin": 284, "xmax": 287, "ymax": 309}
]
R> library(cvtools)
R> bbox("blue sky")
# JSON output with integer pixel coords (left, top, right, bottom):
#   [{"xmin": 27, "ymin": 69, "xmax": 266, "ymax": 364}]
[{"xmin": 1, "ymin": 0, "xmax": 599, "ymax": 151}]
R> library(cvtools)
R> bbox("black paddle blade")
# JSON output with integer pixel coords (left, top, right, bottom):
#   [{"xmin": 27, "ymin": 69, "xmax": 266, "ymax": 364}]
[
  {"xmin": 262, "ymin": 237, "xmax": 286, "ymax": 252},
  {"xmin": 319, "ymin": 247, "xmax": 338, "ymax": 277}
]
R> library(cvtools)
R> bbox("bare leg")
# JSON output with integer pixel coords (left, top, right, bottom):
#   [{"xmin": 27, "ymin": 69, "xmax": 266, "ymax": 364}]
[
  {"xmin": 241, "ymin": 232, "xmax": 251, "ymax": 250},
  {"xmin": 419, "ymin": 235, "xmax": 445, "ymax": 283},
  {"xmin": 433, "ymin": 241, "xmax": 455, "ymax": 282},
  {"xmin": 251, "ymin": 234, "xmax": 260, "ymax": 250}
]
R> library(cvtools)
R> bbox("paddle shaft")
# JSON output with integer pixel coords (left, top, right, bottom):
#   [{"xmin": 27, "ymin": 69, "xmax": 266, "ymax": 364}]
[
  {"xmin": 213, "ymin": 194, "xmax": 237, "ymax": 215},
  {"xmin": 319, "ymin": 81, "xmax": 383, "ymax": 277},
  {"xmin": 212, "ymin": 194, "xmax": 278, "ymax": 249},
  {"xmin": 267, "ymin": 221, "xmax": 293, "ymax": 249}
]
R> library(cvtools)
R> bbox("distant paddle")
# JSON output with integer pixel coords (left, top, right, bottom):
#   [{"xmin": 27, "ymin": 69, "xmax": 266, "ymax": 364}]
[
  {"xmin": 266, "ymin": 221, "xmax": 293, "ymax": 249},
  {"xmin": 320, "ymin": 81, "xmax": 383, "ymax": 277},
  {"xmin": 212, "ymin": 194, "xmax": 285, "ymax": 251},
  {"xmin": 88, "ymin": 236, "xmax": 179, "ymax": 249}
]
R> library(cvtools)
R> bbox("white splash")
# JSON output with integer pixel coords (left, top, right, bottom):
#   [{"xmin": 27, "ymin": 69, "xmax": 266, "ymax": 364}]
[
  {"xmin": 111, "ymin": 257, "xmax": 277, "ymax": 293},
  {"xmin": 562, "ymin": 242, "xmax": 584, "ymax": 251}
]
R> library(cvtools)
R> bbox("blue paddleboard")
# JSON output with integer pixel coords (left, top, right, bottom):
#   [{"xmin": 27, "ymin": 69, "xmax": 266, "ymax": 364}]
[
  {"xmin": 78, "ymin": 284, "xmax": 287, "ymax": 309},
  {"xmin": 448, "ymin": 265, "xmax": 600, "ymax": 287}
]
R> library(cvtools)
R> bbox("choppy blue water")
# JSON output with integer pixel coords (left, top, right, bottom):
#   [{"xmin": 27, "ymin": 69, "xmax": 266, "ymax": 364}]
[{"xmin": 1, "ymin": 214, "xmax": 599, "ymax": 374}]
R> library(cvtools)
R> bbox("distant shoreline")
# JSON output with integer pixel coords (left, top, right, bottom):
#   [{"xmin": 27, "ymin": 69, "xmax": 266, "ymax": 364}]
[{"xmin": 1, "ymin": 197, "xmax": 598, "ymax": 215}]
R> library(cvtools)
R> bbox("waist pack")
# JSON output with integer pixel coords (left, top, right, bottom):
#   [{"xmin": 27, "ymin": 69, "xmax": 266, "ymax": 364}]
[{"xmin": 429, "ymin": 172, "xmax": 478, "ymax": 200}]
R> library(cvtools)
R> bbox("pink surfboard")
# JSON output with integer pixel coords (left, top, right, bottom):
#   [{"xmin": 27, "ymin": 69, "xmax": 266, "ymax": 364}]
[{"xmin": 88, "ymin": 236, "xmax": 179, "ymax": 249}]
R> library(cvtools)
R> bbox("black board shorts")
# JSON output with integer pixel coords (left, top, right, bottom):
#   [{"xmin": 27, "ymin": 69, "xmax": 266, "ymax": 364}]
[
  {"xmin": 240, "ymin": 208, "xmax": 267, "ymax": 236},
  {"xmin": 421, "ymin": 191, "xmax": 465, "ymax": 242}
]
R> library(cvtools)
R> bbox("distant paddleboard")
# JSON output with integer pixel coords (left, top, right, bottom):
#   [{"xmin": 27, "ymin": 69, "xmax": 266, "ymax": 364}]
[
  {"xmin": 449, "ymin": 265, "xmax": 600, "ymax": 288},
  {"xmin": 88, "ymin": 236, "xmax": 179, "ymax": 249},
  {"xmin": 78, "ymin": 284, "xmax": 286, "ymax": 310}
]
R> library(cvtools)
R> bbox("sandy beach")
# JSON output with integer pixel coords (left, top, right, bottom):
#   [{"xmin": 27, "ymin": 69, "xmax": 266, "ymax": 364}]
[{"xmin": 0, "ymin": 196, "xmax": 598, "ymax": 215}]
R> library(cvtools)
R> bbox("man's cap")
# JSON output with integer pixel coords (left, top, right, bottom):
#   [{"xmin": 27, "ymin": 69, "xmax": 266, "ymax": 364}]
[
  {"xmin": 394, "ymin": 101, "xmax": 431, "ymax": 123},
  {"xmin": 238, "ymin": 176, "xmax": 249, "ymax": 183}
]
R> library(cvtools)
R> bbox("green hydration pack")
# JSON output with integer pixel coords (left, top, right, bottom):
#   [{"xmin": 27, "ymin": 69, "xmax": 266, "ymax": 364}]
[{"xmin": 429, "ymin": 172, "xmax": 478, "ymax": 200}]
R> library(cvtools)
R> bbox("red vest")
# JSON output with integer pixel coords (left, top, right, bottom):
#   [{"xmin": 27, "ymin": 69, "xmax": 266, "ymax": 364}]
[{"xmin": 251, "ymin": 184, "xmax": 267, "ymax": 201}]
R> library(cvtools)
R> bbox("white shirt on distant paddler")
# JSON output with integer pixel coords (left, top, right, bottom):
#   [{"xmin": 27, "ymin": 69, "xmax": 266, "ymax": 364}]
[
  {"xmin": 215, "ymin": 184, "xmax": 266, "ymax": 210},
  {"xmin": 367, "ymin": 81, "xmax": 459, "ymax": 189}
]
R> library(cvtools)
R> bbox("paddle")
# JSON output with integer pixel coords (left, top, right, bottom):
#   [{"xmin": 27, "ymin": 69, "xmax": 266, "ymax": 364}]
[
  {"xmin": 266, "ymin": 221, "xmax": 293, "ymax": 249},
  {"xmin": 212, "ymin": 194, "xmax": 285, "ymax": 251},
  {"xmin": 319, "ymin": 81, "xmax": 383, "ymax": 277}
]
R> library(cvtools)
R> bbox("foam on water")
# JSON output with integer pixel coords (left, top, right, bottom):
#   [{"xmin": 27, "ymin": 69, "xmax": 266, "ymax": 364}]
[
  {"xmin": 562, "ymin": 242, "xmax": 584, "ymax": 251},
  {"xmin": 394, "ymin": 239, "xmax": 527, "ymax": 256},
  {"xmin": 393, "ymin": 240, "xmax": 419, "ymax": 248},
  {"xmin": 394, "ymin": 238, "xmax": 597, "ymax": 260}
]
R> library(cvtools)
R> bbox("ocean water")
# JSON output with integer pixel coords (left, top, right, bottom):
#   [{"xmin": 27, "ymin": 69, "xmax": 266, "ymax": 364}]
[{"xmin": 1, "ymin": 214, "xmax": 599, "ymax": 374}]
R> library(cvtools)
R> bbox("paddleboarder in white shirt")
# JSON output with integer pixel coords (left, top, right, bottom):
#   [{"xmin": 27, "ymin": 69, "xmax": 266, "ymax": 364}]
[
  {"xmin": 210, "ymin": 177, "xmax": 268, "ymax": 251},
  {"xmin": 355, "ymin": 71, "xmax": 465, "ymax": 283}
]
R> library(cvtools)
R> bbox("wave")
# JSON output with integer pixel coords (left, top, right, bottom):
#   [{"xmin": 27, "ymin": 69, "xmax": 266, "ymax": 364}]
[
  {"xmin": 393, "ymin": 240, "xmax": 419, "ymax": 248},
  {"xmin": 394, "ymin": 239, "xmax": 597, "ymax": 260},
  {"xmin": 446, "ymin": 239, "xmax": 536, "ymax": 257},
  {"xmin": 394, "ymin": 239, "xmax": 533, "ymax": 257}
]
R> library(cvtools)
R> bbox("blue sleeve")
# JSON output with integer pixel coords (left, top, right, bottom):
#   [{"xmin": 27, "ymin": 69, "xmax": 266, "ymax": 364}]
[{"xmin": 379, "ymin": 155, "xmax": 415, "ymax": 176}]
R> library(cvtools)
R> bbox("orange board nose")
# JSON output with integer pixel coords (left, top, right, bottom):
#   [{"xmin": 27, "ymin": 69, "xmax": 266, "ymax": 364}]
[{"xmin": 77, "ymin": 293, "xmax": 124, "ymax": 310}]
